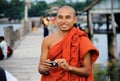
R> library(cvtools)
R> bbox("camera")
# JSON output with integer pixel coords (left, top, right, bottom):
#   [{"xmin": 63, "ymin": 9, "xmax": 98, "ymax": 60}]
[{"xmin": 49, "ymin": 61, "xmax": 58, "ymax": 67}]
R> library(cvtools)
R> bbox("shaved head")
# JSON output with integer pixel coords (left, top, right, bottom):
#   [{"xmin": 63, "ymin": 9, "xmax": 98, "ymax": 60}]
[
  {"xmin": 56, "ymin": 5, "xmax": 77, "ymax": 31},
  {"xmin": 57, "ymin": 6, "xmax": 76, "ymax": 17}
]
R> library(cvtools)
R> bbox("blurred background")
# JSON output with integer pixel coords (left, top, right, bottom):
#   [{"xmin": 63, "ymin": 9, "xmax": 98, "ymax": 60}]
[{"xmin": 0, "ymin": 0, "xmax": 120, "ymax": 81}]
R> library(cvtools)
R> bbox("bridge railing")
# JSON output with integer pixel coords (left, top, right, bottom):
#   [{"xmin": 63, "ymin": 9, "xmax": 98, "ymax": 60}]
[{"xmin": 3, "ymin": 19, "xmax": 32, "ymax": 49}]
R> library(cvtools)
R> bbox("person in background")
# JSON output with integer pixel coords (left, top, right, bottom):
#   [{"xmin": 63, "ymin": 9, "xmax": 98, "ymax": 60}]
[
  {"xmin": 0, "ymin": 67, "xmax": 18, "ymax": 81},
  {"xmin": 42, "ymin": 16, "xmax": 49, "ymax": 37},
  {"xmin": 0, "ymin": 36, "xmax": 13, "ymax": 60},
  {"xmin": 38, "ymin": 5, "xmax": 99, "ymax": 81},
  {"xmin": 0, "ymin": 36, "xmax": 7, "ymax": 60},
  {"xmin": 47, "ymin": 16, "xmax": 59, "ymax": 35}
]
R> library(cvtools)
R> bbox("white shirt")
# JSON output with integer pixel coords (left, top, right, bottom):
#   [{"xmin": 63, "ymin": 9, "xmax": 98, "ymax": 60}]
[
  {"xmin": 5, "ymin": 70, "xmax": 18, "ymax": 81},
  {"xmin": 0, "ymin": 40, "xmax": 7, "ymax": 59}
]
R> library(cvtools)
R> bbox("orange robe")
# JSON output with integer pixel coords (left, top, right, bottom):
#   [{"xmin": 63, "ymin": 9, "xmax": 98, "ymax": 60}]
[{"xmin": 41, "ymin": 27, "xmax": 99, "ymax": 81}]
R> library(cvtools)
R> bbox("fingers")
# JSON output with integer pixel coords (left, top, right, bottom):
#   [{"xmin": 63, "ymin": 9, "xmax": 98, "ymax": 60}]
[
  {"xmin": 55, "ymin": 59, "xmax": 66, "ymax": 65},
  {"xmin": 41, "ymin": 59, "xmax": 52, "ymax": 72},
  {"xmin": 55, "ymin": 59, "xmax": 70, "ymax": 70},
  {"xmin": 41, "ymin": 70, "xmax": 50, "ymax": 75},
  {"xmin": 43, "ymin": 59, "xmax": 51, "ymax": 66},
  {"xmin": 43, "ymin": 61, "xmax": 51, "ymax": 67}
]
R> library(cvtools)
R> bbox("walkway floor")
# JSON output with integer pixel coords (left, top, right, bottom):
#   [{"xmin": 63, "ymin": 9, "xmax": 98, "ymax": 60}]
[{"xmin": 0, "ymin": 27, "xmax": 43, "ymax": 81}]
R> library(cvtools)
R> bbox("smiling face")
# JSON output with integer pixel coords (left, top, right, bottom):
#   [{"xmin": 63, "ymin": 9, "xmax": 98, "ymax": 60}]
[{"xmin": 56, "ymin": 6, "xmax": 77, "ymax": 32}]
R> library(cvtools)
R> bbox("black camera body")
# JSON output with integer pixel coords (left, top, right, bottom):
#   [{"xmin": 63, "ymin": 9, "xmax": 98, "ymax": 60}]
[{"xmin": 49, "ymin": 61, "xmax": 58, "ymax": 67}]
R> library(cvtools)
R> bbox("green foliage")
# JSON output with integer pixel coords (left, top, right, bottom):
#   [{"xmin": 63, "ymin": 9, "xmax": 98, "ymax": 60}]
[
  {"xmin": 107, "ymin": 60, "xmax": 119, "ymax": 81},
  {"xmin": 49, "ymin": 0, "xmax": 94, "ymax": 12},
  {"xmin": 0, "ymin": 0, "xmax": 94, "ymax": 19},
  {"xmin": 73, "ymin": 2, "xmax": 86, "ymax": 11},
  {"xmin": 0, "ymin": 0, "xmax": 25, "ymax": 19},
  {"xmin": 50, "ymin": 0, "xmax": 66, "ymax": 6},
  {"xmin": 0, "ymin": 0, "xmax": 9, "ymax": 18},
  {"xmin": 6, "ymin": 7, "xmax": 24, "ymax": 20},
  {"xmin": 28, "ymin": 1, "xmax": 49, "ymax": 17},
  {"xmin": 94, "ymin": 69, "xmax": 108, "ymax": 81}
]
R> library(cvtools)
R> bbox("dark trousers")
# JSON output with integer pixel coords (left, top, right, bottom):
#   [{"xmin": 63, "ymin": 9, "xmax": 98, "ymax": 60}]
[
  {"xmin": 43, "ymin": 26, "xmax": 49, "ymax": 37},
  {"xmin": 0, "ymin": 67, "xmax": 7, "ymax": 81},
  {"xmin": 0, "ymin": 48, "xmax": 4, "ymax": 60}
]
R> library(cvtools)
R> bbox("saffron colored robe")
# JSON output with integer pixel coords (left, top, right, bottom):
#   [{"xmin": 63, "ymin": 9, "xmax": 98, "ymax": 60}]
[{"xmin": 41, "ymin": 27, "xmax": 99, "ymax": 81}]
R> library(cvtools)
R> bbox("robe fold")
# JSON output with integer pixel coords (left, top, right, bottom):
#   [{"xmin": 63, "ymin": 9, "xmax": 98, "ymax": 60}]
[{"xmin": 41, "ymin": 27, "xmax": 99, "ymax": 81}]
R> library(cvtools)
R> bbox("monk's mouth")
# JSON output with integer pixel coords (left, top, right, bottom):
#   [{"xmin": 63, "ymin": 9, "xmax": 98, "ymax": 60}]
[{"xmin": 61, "ymin": 24, "xmax": 68, "ymax": 28}]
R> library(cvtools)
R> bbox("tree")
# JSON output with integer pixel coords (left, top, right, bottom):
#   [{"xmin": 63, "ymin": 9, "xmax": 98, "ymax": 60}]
[
  {"xmin": 52, "ymin": 0, "xmax": 66, "ymax": 6},
  {"xmin": 0, "ymin": 0, "xmax": 9, "ymax": 18},
  {"xmin": 6, "ymin": 0, "xmax": 25, "ymax": 20},
  {"xmin": 0, "ymin": 0, "xmax": 25, "ymax": 20},
  {"xmin": 28, "ymin": 1, "xmax": 49, "ymax": 17},
  {"xmin": 73, "ymin": 2, "xmax": 86, "ymax": 11}
]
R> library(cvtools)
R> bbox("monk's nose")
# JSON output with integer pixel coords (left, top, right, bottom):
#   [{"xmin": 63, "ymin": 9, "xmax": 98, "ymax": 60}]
[{"xmin": 61, "ymin": 18, "xmax": 67, "ymax": 23}]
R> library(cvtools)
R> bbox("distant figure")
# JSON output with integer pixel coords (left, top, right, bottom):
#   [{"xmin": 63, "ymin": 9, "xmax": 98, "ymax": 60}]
[
  {"xmin": 0, "ymin": 67, "xmax": 18, "ymax": 81},
  {"xmin": 48, "ymin": 16, "xmax": 59, "ymax": 35},
  {"xmin": 32, "ymin": 21, "xmax": 37, "ymax": 32},
  {"xmin": 42, "ymin": 16, "xmax": 49, "ymax": 37},
  {"xmin": 0, "ymin": 36, "xmax": 13, "ymax": 60}
]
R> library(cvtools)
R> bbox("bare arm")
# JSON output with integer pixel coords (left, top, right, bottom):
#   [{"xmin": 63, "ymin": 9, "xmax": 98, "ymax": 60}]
[
  {"xmin": 55, "ymin": 51, "xmax": 91, "ymax": 76},
  {"xmin": 69, "ymin": 52, "xmax": 91, "ymax": 76},
  {"xmin": 38, "ymin": 38, "xmax": 51, "ymax": 75}
]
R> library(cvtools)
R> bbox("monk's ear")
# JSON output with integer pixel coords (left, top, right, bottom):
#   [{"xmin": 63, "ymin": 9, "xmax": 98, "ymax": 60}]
[{"xmin": 74, "ymin": 17, "xmax": 78, "ymax": 24}]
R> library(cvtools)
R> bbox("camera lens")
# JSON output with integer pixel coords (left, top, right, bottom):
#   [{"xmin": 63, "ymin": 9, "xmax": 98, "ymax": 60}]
[{"xmin": 49, "ymin": 61, "xmax": 58, "ymax": 67}]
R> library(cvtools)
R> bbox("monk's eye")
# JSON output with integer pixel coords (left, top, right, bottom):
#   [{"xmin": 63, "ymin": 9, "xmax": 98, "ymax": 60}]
[
  {"xmin": 58, "ymin": 15, "xmax": 63, "ymax": 19},
  {"xmin": 66, "ymin": 15, "xmax": 71, "ymax": 19}
]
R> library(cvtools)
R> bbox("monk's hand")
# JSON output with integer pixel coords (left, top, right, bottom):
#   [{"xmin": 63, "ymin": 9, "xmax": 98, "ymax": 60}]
[
  {"xmin": 55, "ymin": 59, "xmax": 71, "ymax": 71},
  {"xmin": 40, "ymin": 59, "xmax": 52, "ymax": 75}
]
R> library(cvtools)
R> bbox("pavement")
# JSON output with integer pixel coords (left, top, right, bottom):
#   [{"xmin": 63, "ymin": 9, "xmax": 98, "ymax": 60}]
[{"xmin": 0, "ymin": 27, "xmax": 44, "ymax": 81}]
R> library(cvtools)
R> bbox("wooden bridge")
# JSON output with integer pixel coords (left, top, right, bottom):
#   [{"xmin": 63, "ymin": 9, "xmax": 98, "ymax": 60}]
[{"xmin": 0, "ymin": 27, "xmax": 43, "ymax": 81}]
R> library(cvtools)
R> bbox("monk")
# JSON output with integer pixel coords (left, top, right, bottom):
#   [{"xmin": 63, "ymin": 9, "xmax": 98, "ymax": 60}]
[{"xmin": 38, "ymin": 5, "xmax": 99, "ymax": 81}]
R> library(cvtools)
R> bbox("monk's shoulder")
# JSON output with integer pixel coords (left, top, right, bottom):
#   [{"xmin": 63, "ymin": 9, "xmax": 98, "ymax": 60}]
[
  {"xmin": 45, "ymin": 33, "xmax": 57, "ymax": 40},
  {"xmin": 43, "ymin": 33, "xmax": 58, "ymax": 45}
]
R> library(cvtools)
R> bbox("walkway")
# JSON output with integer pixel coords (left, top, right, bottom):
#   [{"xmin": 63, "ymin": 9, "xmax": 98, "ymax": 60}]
[{"xmin": 0, "ymin": 27, "xmax": 43, "ymax": 81}]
